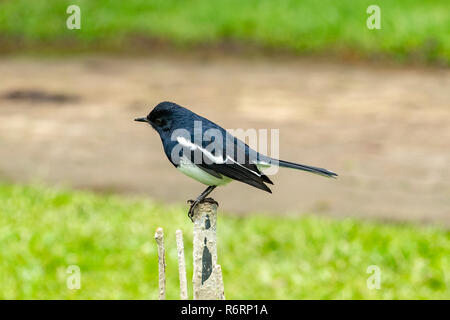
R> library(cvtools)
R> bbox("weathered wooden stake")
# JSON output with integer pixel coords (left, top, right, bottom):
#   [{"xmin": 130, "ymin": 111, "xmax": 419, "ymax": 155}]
[
  {"xmin": 192, "ymin": 198, "xmax": 224, "ymax": 300},
  {"xmin": 175, "ymin": 229, "xmax": 188, "ymax": 300},
  {"xmin": 154, "ymin": 227, "xmax": 166, "ymax": 300}
]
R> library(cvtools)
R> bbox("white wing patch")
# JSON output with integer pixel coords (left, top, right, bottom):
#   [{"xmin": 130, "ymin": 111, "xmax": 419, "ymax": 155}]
[
  {"xmin": 176, "ymin": 135, "xmax": 264, "ymax": 178},
  {"xmin": 176, "ymin": 136, "xmax": 225, "ymax": 164}
]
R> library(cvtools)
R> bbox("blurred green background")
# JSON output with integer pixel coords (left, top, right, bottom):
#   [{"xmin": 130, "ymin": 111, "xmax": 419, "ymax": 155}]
[
  {"xmin": 0, "ymin": 0, "xmax": 449, "ymax": 64},
  {"xmin": 1, "ymin": 184, "xmax": 448, "ymax": 299},
  {"xmin": 0, "ymin": 0, "xmax": 449, "ymax": 300}
]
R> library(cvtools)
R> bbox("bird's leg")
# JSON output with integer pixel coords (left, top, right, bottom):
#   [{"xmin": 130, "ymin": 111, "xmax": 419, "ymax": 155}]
[{"xmin": 187, "ymin": 185, "xmax": 216, "ymax": 222}]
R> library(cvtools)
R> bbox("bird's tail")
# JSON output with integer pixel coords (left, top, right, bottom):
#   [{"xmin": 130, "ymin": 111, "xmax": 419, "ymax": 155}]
[{"xmin": 277, "ymin": 159, "xmax": 338, "ymax": 178}]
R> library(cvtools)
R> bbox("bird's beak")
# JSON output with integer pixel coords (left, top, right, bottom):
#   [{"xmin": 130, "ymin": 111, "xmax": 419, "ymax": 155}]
[{"xmin": 134, "ymin": 117, "xmax": 149, "ymax": 123}]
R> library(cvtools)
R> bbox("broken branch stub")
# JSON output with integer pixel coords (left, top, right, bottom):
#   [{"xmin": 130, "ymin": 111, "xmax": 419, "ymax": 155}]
[
  {"xmin": 215, "ymin": 264, "xmax": 226, "ymax": 300},
  {"xmin": 176, "ymin": 229, "xmax": 188, "ymax": 300},
  {"xmin": 154, "ymin": 227, "xmax": 166, "ymax": 300}
]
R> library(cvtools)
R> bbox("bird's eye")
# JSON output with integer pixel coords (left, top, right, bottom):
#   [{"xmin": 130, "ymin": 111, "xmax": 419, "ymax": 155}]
[{"xmin": 155, "ymin": 118, "xmax": 163, "ymax": 126}]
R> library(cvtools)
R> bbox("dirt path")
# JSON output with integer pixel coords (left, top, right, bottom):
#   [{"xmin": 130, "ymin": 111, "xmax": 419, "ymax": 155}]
[{"xmin": 0, "ymin": 56, "xmax": 449, "ymax": 225}]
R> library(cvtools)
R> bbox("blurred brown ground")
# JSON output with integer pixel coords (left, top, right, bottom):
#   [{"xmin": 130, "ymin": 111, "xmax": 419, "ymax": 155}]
[{"xmin": 0, "ymin": 56, "xmax": 449, "ymax": 225}]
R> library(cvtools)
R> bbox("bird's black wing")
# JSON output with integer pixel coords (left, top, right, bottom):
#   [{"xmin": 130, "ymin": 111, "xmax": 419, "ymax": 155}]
[
  {"xmin": 198, "ymin": 161, "xmax": 272, "ymax": 193},
  {"xmin": 196, "ymin": 143, "xmax": 273, "ymax": 193},
  {"xmin": 177, "ymin": 133, "xmax": 273, "ymax": 192}
]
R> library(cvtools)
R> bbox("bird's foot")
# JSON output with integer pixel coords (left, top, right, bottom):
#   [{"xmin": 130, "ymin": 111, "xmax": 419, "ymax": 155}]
[
  {"xmin": 187, "ymin": 200, "xmax": 198, "ymax": 222},
  {"xmin": 186, "ymin": 198, "xmax": 218, "ymax": 222}
]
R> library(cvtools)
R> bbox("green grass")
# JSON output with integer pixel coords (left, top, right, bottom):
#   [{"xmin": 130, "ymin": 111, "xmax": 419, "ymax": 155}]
[
  {"xmin": 0, "ymin": 0, "xmax": 449, "ymax": 64},
  {"xmin": 0, "ymin": 183, "xmax": 449, "ymax": 299}
]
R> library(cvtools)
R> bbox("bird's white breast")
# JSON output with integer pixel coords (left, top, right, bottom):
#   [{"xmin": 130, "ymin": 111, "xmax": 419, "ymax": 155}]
[{"xmin": 177, "ymin": 156, "xmax": 232, "ymax": 186}]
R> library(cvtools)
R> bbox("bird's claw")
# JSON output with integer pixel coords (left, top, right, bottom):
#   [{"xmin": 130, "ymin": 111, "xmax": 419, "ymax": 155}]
[{"xmin": 187, "ymin": 200, "xmax": 197, "ymax": 222}]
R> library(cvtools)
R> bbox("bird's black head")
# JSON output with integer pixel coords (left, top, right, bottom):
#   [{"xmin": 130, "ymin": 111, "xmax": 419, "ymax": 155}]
[{"xmin": 135, "ymin": 101, "xmax": 182, "ymax": 133}]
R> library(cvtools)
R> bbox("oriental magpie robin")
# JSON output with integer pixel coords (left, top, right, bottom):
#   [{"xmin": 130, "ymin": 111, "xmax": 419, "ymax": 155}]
[{"xmin": 135, "ymin": 101, "xmax": 337, "ymax": 221}]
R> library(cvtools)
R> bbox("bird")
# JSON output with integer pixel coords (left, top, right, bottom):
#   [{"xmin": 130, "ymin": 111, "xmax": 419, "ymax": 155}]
[{"xmin": 135, "ymin": 101, "xmax": 337, "ymax": 221}]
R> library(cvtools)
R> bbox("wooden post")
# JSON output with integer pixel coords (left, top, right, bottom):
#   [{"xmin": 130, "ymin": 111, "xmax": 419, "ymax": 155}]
[
  {"xmin": 176, "ymin": 229, "xmax": 188, "ymax": 300},
  {"xmin": 154, "ymin": 227, "xmax": 166, "ymax": 300},
  {"xmin": 192, "ymin": 198, "xmax": 224, "ymax": 300}
]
